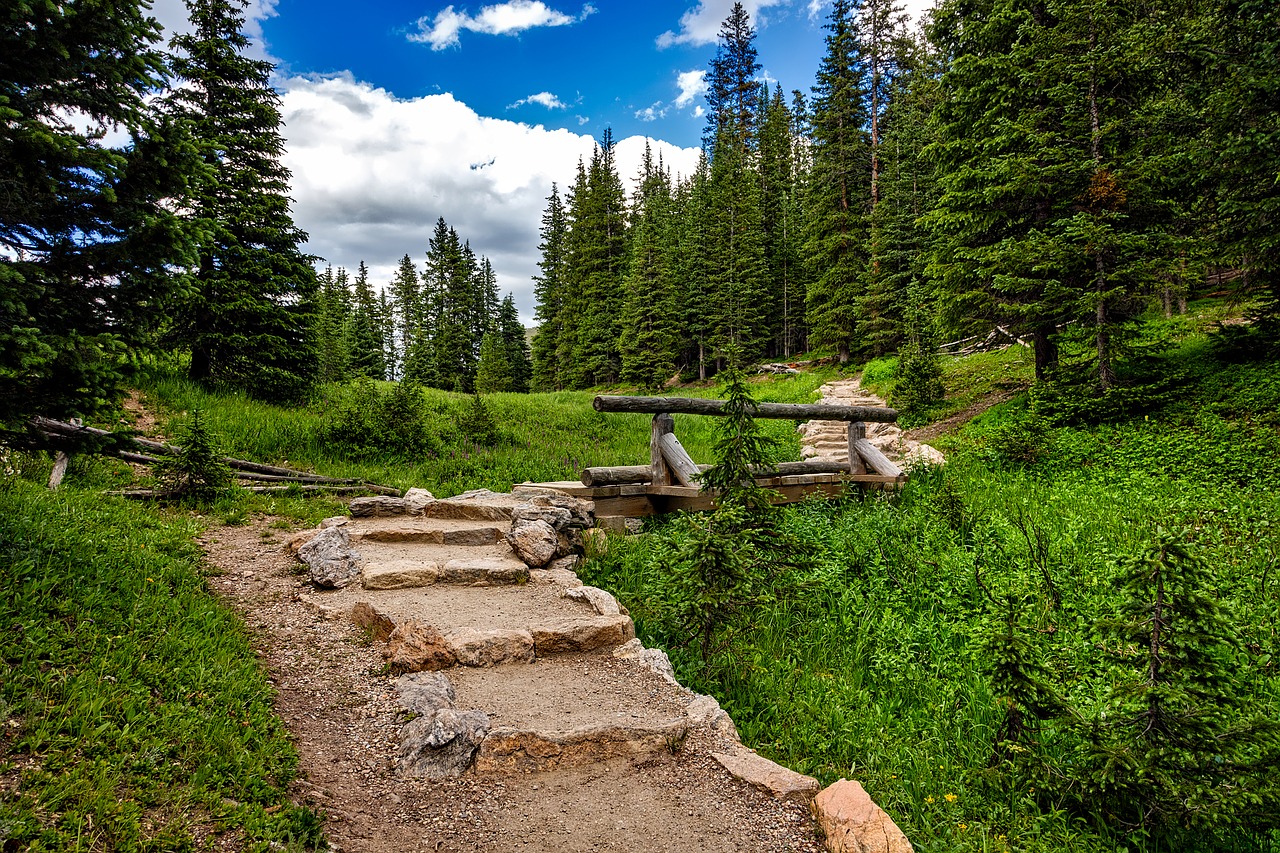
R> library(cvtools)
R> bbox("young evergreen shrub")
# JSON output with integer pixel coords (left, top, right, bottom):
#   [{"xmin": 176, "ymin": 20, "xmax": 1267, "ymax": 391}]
[
  {"xmin": 458, "ymin": 392, "xmax": 500, "ymax": 446},
  {"xmin": 322, "ymin": 379, "xmax": 437, "ymax": 458},
  {"xmin": 984, "ymin": 397, "xmax": 1053, "ymax": 466},
  {"xmin": 890, "ymin": 338, "xmax": 945, "ymax": 421},
  {"xmin": 153, "ymin": 409, "xmax": 232, "ymax": 502},
  {"xmin": 1069, "ymin": 529, "xmax": 1280, "ymax": 837}
]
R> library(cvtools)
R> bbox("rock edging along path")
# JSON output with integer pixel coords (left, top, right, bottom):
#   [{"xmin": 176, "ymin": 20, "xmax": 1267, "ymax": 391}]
[
  {"xmin": 798, "ymin": 377, "xmax": 945, "ymax": 470},
  {"xmin": 251, "ymin": 484, "xmax": 913, "ymax": 852}
]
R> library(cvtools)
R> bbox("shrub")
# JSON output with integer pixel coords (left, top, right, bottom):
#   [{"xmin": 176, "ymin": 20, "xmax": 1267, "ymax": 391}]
[
  {"xmin": 153, "ymin": 409, "xmax": 232, "ymax": 502},
  {"xmin": 321, "ymin": 378, "xmax": 438, "ymax": 459}
]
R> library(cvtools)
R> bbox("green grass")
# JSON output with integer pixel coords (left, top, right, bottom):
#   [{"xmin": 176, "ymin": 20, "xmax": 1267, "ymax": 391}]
[
  {"xmin": 127, "ymin": 367, "xmax": 842, "ymax": 498},
  {"xmin": 579, "ymin": 334, "xmax": 1280, "ymax": 853},
  {"xmin": 0, "ymin": 482, "xmax": 323, "ymax": 852}
]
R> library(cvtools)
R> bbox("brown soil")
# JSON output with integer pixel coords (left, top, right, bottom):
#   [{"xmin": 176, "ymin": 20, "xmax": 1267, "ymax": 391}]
[
  {"xmin": 902, "ymin": 389, "xmax": 1018, "ymax": 443},
  {"xmin": 201, "ymin": 520, "xmax": 823, "ymax": 853}
]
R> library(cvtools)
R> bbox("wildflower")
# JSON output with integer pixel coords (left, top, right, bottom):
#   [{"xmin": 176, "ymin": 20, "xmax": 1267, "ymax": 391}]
[
  {"xmin": 944, "ymin": 793, "xmax": 957, "ymax": 803},
  {"xmin": 925, "ymin": 796, "xmax": 935, "ymax": 804}
]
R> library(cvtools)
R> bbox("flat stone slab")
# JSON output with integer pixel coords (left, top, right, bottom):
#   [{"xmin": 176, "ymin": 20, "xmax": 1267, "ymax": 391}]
[
  {"xmin": 712, "ymin": 747, "xmax": 821, "ymax": 805},
  {"xmin": 474, "ymin": 720, "xmax": 688, "ymax": 772},
  {"xmin": 362, "ymin": 557, "xmax": 529, "ymax": 589},
  {"xmin": 424, "ymin": 489, "xmax": 524, "ymax": 521},
  {"xmin": 530, "ymin": 614, "xmax": 635, "ymax": 654},
  {"xmin": 363, "ymin": 560, "xmax": 442, "ymax": 590},
  {"xmin": 355, "ymin": 523, "xmax": 504, "ymax": 546}
]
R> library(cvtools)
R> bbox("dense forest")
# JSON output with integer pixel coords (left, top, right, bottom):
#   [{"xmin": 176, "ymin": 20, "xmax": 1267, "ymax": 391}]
[{"xmin": 531, "ymin": 0, "xmax": 1279, "ymax": 398}]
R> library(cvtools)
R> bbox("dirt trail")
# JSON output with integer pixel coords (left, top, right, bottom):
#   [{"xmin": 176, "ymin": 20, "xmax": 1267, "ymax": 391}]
[
  {"xmin": 202, "ymin": 518, "xmax": 822, "ymax": 852},
  {"xmin": 798, "ymin": 377, "xmax": 944, "ymax": 468}
]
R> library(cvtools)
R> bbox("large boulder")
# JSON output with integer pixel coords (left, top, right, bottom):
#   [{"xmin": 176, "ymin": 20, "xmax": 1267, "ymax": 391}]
[
  {"xmin": 813, "ymin": 778, "xmax": 913, "ymax": 853},
  {"xmin": 297, "ymin": 525, "xmax": 361, "ymax": 589},
  {"xmin": 403, "ymin": 487, "xmax": 436, "ymax": 515},
  {"xmin": 398, "ymin": 708, "xmax": 490, "ymax": 779},
  {"xmin": 384, "ymin": 619, "xmax": 457, "ymax": 673}
]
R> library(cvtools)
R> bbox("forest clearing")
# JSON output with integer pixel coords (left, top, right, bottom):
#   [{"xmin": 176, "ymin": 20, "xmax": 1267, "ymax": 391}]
[{"xmin": 3, "ymin": 0, "xmax": 1279, "ymax": 850}]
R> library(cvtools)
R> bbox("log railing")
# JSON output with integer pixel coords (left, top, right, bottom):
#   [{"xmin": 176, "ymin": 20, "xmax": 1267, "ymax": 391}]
[{"xmin": 588, "ymin": 394, "xmax": 904, "ymax": 490}]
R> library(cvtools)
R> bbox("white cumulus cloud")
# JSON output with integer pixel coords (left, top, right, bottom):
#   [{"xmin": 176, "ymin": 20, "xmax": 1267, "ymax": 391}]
[
  {"xmin": 508, "ymin": 91, "xmax": 570, "ymax": 110},
  {"xmin": 656, "ymin": 0, "xmax": 787, "ymax": 48},
  {"xmin": 674, "ymin": 69, "xmax": 708, "ymax": 109},
  {"xmin": 635, "ymin": 102, "xmax": 667, "ymax": 122},
  {"xmin": 277, "ymin": 74, "xmax": 698, "ymax": 322},
  {"xmin": 409, "ymin": 1, "xmax": 595, "ymax": 51}
]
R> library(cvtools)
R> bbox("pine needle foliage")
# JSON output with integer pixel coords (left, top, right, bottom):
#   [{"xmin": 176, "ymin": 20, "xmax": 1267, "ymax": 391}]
[{"xmin": 153, "ymin": 409, "xmax": 232, "ymax": 503}]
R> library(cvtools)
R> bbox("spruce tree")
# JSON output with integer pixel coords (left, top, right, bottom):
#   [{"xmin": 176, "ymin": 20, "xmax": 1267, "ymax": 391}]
[
  {"xmin": 350, "ymin": 260, "xmax": 386, "ymax": 379},
  {"xmin": 805, "ymin": 0, "xmax": 872, "ymax": 363},
  {"xmin": 168, "ymin": 0, "xmax": 318, "ymax": 402},
  {"xmin": 704, "ymin": 2, "xmax": 762, "ymax": 154},
  {"xmin": 1, "ymin": 0, "xmax": 196, "ymax": 430},
  {"xmin": 531, "ymin": 184, "xmax": 569, "ymax": 390},
  {"xmin": 497, "ymin": 294, "xmax": 532, "ymax": 393},
  {"xmin": 620, "ymin": 145, "xmax": 679, "ymax": 390},
  {"xmin": 758, "ymin": 86, "xmax": 806, "ymax": 357},
  {"xmin": 474, "ymin": 330, "xmax": 513, "ymax": 394},
  {"xmin": 379, "ymin": 290, "xmax": 400, "ymax": 380},
  {"xmin": 315, "ymin": 265, "xmax": 352, "ymax": 384},
  {"xmin": 673, "ymin": 154, "xmax": 717, "ymax": 379}
]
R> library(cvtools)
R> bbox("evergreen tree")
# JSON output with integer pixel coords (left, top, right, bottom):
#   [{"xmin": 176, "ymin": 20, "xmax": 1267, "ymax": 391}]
[
  {"xmin": 673, "ymin": 153, "xmax": 717, "ymax": 379},
  {"xmin": 620, "ymin": 145, "xmax": 679, "ymax": 390},
  {"xmin": 497, "ymin": 293, "xmax": 532, "ymax": 393},
  {"xmin": 168, "ymin": 0, "xmax": 318, "ymax": 402},
  {"xmin": 555, "ymin": 160, "xmax": 590, "ymax": 386},
  {"xmin": 350, "ymin": 260, "xmax": 386, "ymax": 379},
  {"xmin": 379, "ymin": 290, "xmax": 400, "ymax": 380},
  {"xmin": 706, "ymin": 127, "xmax": 771, "ymax": 366},
  {"xmin": 531, "ymin": 184, "xmax": 569, "ymax": 390},
  {"xmin": 758, "ymin": 85, "xmax": 806, "ymax": 357},
  {"xmin": 566, "ymin": 131, "xmax": 628, "ymax": 387},
  {"xmin": 389, "ymin": 252, "xmax": 422, "ymax": 382},
  {"xmin": 474, "ymin": 330, "xmax": 513, "ymax": 394},
  {"xmin": 805, "ymin": 0, "xmax": 872, "ymax": 363},
  {"xmin": 1, "ymin": 0, "xmax": 196, "ymax": 430},
  {"xmin": 704, "ymin": 2, "xmax": 762, "ymax": 154},
  {"xmin": 315, "ymin": 265, "xmax": 352, "ymax": 384}
]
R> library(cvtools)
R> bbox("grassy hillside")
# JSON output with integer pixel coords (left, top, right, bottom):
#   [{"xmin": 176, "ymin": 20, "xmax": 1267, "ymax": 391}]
[{"xmin": 4, "ymin": 318, "xmax": 1276, "ymax": 852}]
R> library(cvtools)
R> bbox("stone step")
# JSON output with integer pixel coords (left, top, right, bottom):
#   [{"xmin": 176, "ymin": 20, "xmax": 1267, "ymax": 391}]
[
  {"xmin": 424, "ymin": 489, "xmax": 525, "ymax": 521},
  {"xmin": 350, "ymin": 518, "xmax": 507, "ymax": 547},
  {"xmin": 356, "ymin": 540, "xmax": 528, "ymax": 589},
  {"xmin": 310, "ymin": 581, "xmax": 636, "ymax": 664},
  {"xmin": 449, "ymin": 653, "xmax": 693, "ymax": 773}
]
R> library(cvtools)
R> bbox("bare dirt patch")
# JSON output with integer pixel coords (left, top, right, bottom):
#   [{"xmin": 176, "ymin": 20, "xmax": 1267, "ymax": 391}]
[
  {"xmin": 201, "ymin": 519, "xmax": 823, "ymax": 853},
  {"xmin": 902, "ymin": 389, "xmax": 1018, "ymax": 443}
]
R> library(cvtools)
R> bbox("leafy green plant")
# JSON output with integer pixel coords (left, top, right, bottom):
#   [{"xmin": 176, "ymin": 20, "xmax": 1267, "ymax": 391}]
[
  {"xmin": 458, "ymin": 392, "xmax": 500, "ymax": 446},
  {"xmin": 321, "ymin": 377, "xmax": 439, "ymax": 459}
]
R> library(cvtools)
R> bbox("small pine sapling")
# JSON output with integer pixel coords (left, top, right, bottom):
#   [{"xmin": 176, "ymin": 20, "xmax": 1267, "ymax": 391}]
[{"xmin": 154, "ymin": 409, "xmax": 232, "ymax": 503}]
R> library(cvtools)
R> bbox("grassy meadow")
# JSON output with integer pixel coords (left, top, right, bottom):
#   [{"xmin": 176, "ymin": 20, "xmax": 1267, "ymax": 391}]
[{"xmin": 4, "ymin": 318, "xmax": 1278, "ymax": 852}]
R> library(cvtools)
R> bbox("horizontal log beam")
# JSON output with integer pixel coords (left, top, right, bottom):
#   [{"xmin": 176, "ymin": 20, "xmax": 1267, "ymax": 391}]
[
  {"xmin": 579, "ymin": 459, "xmax": 859, "ymax": 487},
  {"xmin": 593, "ymin": 395, "xmax": 898, "ymax": 423}
]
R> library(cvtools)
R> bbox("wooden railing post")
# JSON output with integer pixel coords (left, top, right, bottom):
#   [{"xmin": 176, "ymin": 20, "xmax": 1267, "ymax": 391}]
[
  {"xmin": 650, "ymin": 413, "xmax": 674, "ymax": 486},
  {"xmin": 847, "ymin": 422, "xmax": 867, "ymax": 475}
]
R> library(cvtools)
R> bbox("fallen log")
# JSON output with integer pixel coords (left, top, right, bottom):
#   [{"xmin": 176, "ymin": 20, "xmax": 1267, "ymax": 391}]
[
  {"xmin": 110, "ymin": 484, "xmax": 396, "ymax": 500},
  {"xmin": 593, "ymin": 395, "xmax": 898, "ymax": 423},
  {"xmin": 851, "ymin": 439, "xmax": 904, "ymax": 479}
]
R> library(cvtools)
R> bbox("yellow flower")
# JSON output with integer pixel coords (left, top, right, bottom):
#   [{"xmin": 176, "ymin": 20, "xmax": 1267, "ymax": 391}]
[
  {"xmin": 925, "ymin": 796, "xmax": 935, "ymax": 804},
  {"xmin": 959, "ymin": 823, "xmax": 968, "ymax": 831},
  {"xmin": 944, "ymin": 793, "xmax": 957, "ymax": 803}
]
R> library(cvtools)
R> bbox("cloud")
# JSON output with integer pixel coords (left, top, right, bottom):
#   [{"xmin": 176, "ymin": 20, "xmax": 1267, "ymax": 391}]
[
  {"xmin": 508, "ymin": 91, "xmax": 570, "ymax": 110},
  {"xmin": 674, "ymin": 69, "xmax": 708, "ymax": 109},
  {"xmin": 409, "ymin": 1, "xmax": 595, "ymax": 51},
  {"xmin": 635, "ymin": 102, "xmax": 667, "ymax": 122},
  {"xmin": 150, "ymin": 0, "xmax": 281, "ymax": 63},
  {"xmin": 277, "ymin": 74, "xmax": 699, "ymax": 322},
  {"xmin": 656, "ymin": 0, "xmax": 787, "ymax": 48}
]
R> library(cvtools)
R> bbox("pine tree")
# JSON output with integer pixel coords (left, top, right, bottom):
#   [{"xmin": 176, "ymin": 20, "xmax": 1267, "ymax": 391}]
[
  {"xmin": 758, "ymin": 85, "xmax": 806, "ymax": 357},
  {"xmin": 389, "ymin": 253, "xmax": 422, "ymax": 382},
  {"xmin": 497, "ymin": 293, "xmax": 532, "ymax": 393},
  {"xmin": 531, "ymin": 184, "xmax": 569, "ymax": 390},
  {"xmin": 350, "ymin": 261, "xmax": 386, "ymax": 379},
  {"xmin": 315, "ymin": 265, "xmax": 352, "ymax": 384},
  {"xmin": 168, "ymin": 0, "xmax": 318, "ymax": 402},
  {"xmin": 673, "ymin": 154, "xmax": 717, "ymax": 379},
  {"xmin": 620, "ymin": 145, "xmax": 679, "ymax": 390},
  {"xmin": 379, "ymin": 290, "xmax": 399, "ymax": 380},
  {"xmin": 805, "ymin": 0, "xmax": 872, "ymax": 363},
  {"xmin": 566, "ymin": 131, "xmax": 628, "ymax": 387},
  {"xmin": 474, "ymin": 331, "xmax": 513, "ymax": 394},
  {"xmin": 1, "ymin": 0, "xmax": 196, "ymax": 430},
  {"xmin": 704, "ymin": 2, "xmax": 762, "ymax": 154}
]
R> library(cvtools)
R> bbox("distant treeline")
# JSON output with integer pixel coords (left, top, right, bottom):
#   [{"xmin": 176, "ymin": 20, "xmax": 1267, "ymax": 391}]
[
  {"xmin": 530, "ymin": 0, "xmax": 1279, "ymax": 394},
  {"xmin": 313, "ymin": 217, "xmax": 531, "ymax": 394}
]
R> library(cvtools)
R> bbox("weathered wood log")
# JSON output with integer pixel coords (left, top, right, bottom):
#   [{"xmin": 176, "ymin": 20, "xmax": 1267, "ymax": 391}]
[
  {"xmin": 847, "ymin": 423, "xmax": 867, "ymax": 476},
  {"xmin": 650, "ymin": 413, "xmax": 674, "ymax": 487},
  {"xmin": 852, "ymin": 439, "xmax": 904, "ymax": 478},
  {"xmin": 579, "ymin": 459, "xmax": 859, "ymax": 487},
  {"xmin": 48, "ymin": 452, "xmax": 71, "ymax": 490},
  {"xmin": 593, "ymin": 395, "xmax": 898, "ymax": 423},
  {"xmin": 658, "ymin": 432, "xmax": 702, "ymax": 488},
  {"xmin": 32, "ymin": 415, "xmax": 401, "ymax": 495},
  {"xmin": 232, "ymin": 471, "xmax": 362, "ymax": 485},
  {"xmin": 110, "ymin": 484, "xmax": 396, "ymax": 499}
]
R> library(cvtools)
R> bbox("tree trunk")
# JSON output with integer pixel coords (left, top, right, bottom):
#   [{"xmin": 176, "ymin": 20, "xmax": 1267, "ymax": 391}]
[{"xmin": 1033, "ymin": 326, "xmax": 1057, "ymax": 380}]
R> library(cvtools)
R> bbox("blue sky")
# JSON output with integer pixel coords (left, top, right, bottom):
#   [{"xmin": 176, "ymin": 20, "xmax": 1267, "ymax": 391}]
[
  {"xmin": 259, "ymin": 0, "xmax": 834, "ymax": 150},
  {"xmin": 151, "ymin": 0, "xmax": 931, "ymax": 321}
]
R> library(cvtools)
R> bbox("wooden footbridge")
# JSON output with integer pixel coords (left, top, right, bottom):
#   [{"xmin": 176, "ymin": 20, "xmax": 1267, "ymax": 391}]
[{"xmin": 520, "ymin": 395, "xmax": 906, "ymax": 528}]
